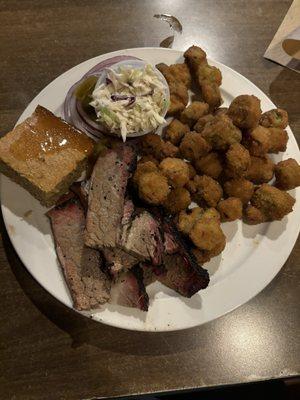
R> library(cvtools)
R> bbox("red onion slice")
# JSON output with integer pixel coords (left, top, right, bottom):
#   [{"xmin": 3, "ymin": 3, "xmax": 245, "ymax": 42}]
[
  {"xmin": 111, "ymin": 94, "xmax": 136, "ymax": 106},
  {"xmin": 83, "ymin": 55, "xmax": 139, "ymax": 77},
  {"xmin": 64, "ymin": 55, "xmax": 140, "ymax": 139}
]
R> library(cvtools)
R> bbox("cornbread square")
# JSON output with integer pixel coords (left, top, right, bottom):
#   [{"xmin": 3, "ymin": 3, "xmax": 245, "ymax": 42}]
[{"xmin": 0, "ymin": 105, "xmax": 94, "ymax": 207}]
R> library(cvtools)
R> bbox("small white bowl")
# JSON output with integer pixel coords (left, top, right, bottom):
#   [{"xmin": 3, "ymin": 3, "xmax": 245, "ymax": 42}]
[{"xmin": 94, "ymin": 59, "xmax": 170, "ymax": 138}]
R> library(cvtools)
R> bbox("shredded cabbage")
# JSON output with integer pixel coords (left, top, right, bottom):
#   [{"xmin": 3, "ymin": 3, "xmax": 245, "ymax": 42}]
[{"xmin": 90, "ymin": 64, "xmax": 167, "ymax": 141}]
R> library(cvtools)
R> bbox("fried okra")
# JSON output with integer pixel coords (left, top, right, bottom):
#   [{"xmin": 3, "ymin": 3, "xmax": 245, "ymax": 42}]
[
  {"xmin": 260, "ymin": 108, "xmax": 288, "ymax": 129},
  {"xmin": 228, "ymin": 95, "xmax": 261, "ymax": 129},
  {"xmin": 181, "ymin": 207, "xmax": 224, "ymax": 262},
  {"xmin": 178, "ymin": 207, "xmax": 204, "ymax": 234},
  {"xmin": 168, "ymin": 81, "xmax": 189, "ymax": 115},
  {"xmin": 201, "ymin": 81, "xmax": 222, "ymax": 109},
  {"xmin": 187, "ymin": 163, "xmax": 197, "ymax": 179},
  {"xmin": 243, "ymin": 205, "xmax": 266, "ymax": 225},
  {"xmin": 245, "ymin": 155, "xmax": 274, "ymax": 184},
  {"xmin": 217, "ymin": 197, "xmax": 243, "ymax": 222},
  {"xmin": 193, "ymin": 175, "xmax": 223, "ymax": 207},
  {"xmin": 157, "ymin": 63, "xmax": 190, "ymax": 115},
  {"xmin": 244, "ymin": 125, "xmax": 271, "ymax": 156},
  {"xmin": 201, "ymin": 114, "xmax": 242, "ymax": 151},
  {"xmin": 244, "ymin": 124, "xmax": 288, "ymax": 155},
  {"xmin": 194, "ymin": 152, "xmax": 223, "ymax": 179},
  {"xmin": 185, "ymin": 179, "xmax": 198, "ymax": 195},
  {"xmin": 192, "ymin": 247, "xmax": 212, "ymax": 264},
  {"xmin": 214, "ymin": 107, "xmax": 228, "ymax": 116},
  {"xmin": 184, "ymin": 45, "xmax": 207, "ymax": 72},
  {"xmin": 159, "ymin": 157, "xmax": 190, "ymax": 188},
  {"xmin": 138, "ymin": 172, "xmax": 170, "ymax": 205},
  {"xmin": 251, "ymin": 184, "xmax": 295, "ymax": 221},
  {"xmin": 141, "ymin": 133, "xmax": 163, "ymax": 159},
  {"xmin": 164, "ymin": 187, "xmax": 191, "ymax": 214},
  {"xmin": 141, "ymin": 134, "xmax": 179, "ymax": 160},
  {"xmin": 169, "ymin": 63, "xmax": 192, "ymax": 87},
  {"xmin": 224, "ymin": 178, "xmax": 254, "ymax": 204},
  {"xmin": 194, "ymin": 114, "xmax": 214, "ymax": 133},
  {"xmin": 275, "ymin": 158, "xmax": 300, "ymax": 190},
  {"xmin": 267, "ymin": 128, "xmax": 288, "ymax": 153},
  {"xmin": 184, "ymin": 45, "xmax": 222, "ymax": 109},
  {"xmin": 225, "ymin": 143, "xmax": 251, "ymax": 178},
  {"xmin": 160, "ymin": 140, "xmax": 180, "ymax": 159},
  {"xmin": 179, "ymin": 131, "xmax": 211, "ymax": 162},
  {"xmin": 132, "ymin": 161, "xmax": 158, "ymax": 187},
  {"xmin": 139, "ymin": 155, "xmax": 159, "ymax": 166},
  {"xmin": 159, "ymin": 62, "xmax": 192, "ymax": 88},
  {"xmin": 164, "ymin": 119, "xmax": 190, "ymax": 145},
  {"xmin": 180, "ymin": 101, "xmax": 209, "ymax": 127},
  {"xmin": 192, "ymin": 238, "xmax": 226, "ymax": 263},
  {"xmin": 190, "ymin": 217, "xmax": 225, "ymax": 251},
  {"xmin": 197, "ymin": 64, "xmax": 222, "ymax": 86},
  {"xmin": 200, "ymin": 207, "xmax": 221, "ymax": 223}
]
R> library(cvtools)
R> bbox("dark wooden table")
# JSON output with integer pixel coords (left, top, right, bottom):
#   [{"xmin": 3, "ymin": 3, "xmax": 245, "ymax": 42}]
[{"xmin": 0, "ymin": 1, "xmax": 299, "ymax": 399}]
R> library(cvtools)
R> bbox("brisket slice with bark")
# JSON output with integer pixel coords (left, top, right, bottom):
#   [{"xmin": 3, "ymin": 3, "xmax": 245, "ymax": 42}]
[
  {"xmin": 70, "ymin": 179, "xmax": 90, "ymax": 210},
  {"xmin": 139, "ymin": 210, "xmax": 210, "ymax": 297},
  {"xmin": 85, "ymin": 145, "xmax": 136, "ymax": 249},
  {"xmin": 47, "ymin": 200, "xmax": 110, "ymax": 310},
  {"xmin": 110, "ymin": 265, "xmax": 149, "ymax": 311},
  {"xmin": 158, "ymin": 215, "xmax": 210, "ymax": 297},
  {"xmin": 70, "ymin": 186, "xmax": 139, "ymax": 277},
  {"xmin": 102, "ymin": 198, "xmax": 139, "ymax": 278},
  {"xmin": 159, "ymin": 253, "xmax": 207, "ymax": 297},
  {"xmin": 163, "ymin": 231, "xmax": 180, "ymax": 255},
  {"xmin": 120, "ymin": 210, "xmax": 164, "ymax": 266},
  {"xmin": 102, "ymin": 247, "xmax": 138, "ymax": 279}
]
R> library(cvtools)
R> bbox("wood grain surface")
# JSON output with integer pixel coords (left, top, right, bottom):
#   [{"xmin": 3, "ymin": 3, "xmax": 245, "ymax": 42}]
[{"xmin": 0, "ymin": 1, "xmax": 299, "ymax": 399}]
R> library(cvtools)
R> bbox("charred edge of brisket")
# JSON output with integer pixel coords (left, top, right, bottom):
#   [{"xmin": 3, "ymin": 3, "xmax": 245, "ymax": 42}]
[
  {"xmin": 122, "ymin": 206, "xmax": 154, "ymax": 233},
  {"xmin": 119, "ymin": 145, "xmax": 137, "ymax": 230},
  {"xmin": 70, "ymin": 182, "xmax": 89, "ymax": 211},
  {"xmin": 152, "ymin": 221, "xmax": 164, "ymax": 266},
  {"xmin": 149, "ymin": 207, "xmax": 175, "ymax": 254},
  {"xmin": 46, "ymin": 196, "xmax": 81, "ymax": 214},
  {"xmin": 141, "ymin": 261, "xmax": 166, "ymax": 276},
  {"xmin": 151, "ymin": 207, "xmax": 209, "ymax": 285},
  {"xmin": 131, "ymin": 265, "xmax": 149, "ymax": 311},
  {"xmin": 121, "ymin": 198, "xmax": 135, "ymax": 226},
  {"xmin": 164, "ymin": 215, "xmax": 209, "ymax": 283},
  {"xmin": 54, "ymin": 191, "xmax": 76, "ymax": 207},
  {"xmin": 104, "ymin": 257, "xmax": 140, "ymax": 280},
  {"xmin": 115, "ymin": 144, "xmax": 137, "ymax": 174},
  {"xmin": 101, "ymin": 259, "xmax": 115, "ymax": 279},
  {"xmin": 127, "ymin": 147, "xmax": 137, "ymax": 174}
]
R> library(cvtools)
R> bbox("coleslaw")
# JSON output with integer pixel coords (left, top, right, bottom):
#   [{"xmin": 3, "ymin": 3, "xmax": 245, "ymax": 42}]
[{"xmin": 90, "ymin": 64, "xmax": 168, "ymax": 141}]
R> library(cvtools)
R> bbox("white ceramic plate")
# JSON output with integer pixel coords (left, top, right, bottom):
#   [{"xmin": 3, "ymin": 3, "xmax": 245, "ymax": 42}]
[{"xmin": 1, "ymin": 48, "xmax": 299, "ymax": 332}]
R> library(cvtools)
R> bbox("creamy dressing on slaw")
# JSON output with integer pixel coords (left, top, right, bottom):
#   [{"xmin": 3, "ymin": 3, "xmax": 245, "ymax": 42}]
[{"xmin": 90, "ymin": 64, "xmax": 168, "ymax": 141}]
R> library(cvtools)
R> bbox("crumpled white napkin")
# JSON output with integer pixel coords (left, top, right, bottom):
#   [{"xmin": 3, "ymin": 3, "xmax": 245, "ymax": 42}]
[{"xmin": 264, "ymin": 0, "xmax": 300, "ymax": 73}]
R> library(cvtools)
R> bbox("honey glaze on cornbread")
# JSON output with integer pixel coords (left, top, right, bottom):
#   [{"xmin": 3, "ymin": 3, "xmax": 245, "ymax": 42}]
[{"xmin": 10, "ymin": 106, "xmax": 93, "ymax": 161}]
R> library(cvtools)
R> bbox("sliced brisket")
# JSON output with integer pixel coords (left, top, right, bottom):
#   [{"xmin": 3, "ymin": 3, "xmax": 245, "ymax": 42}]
[
  {"xmin": 48, "ymin": 200, "xmax": 110, "ymax": 310},
  {"xmin": 102, "ymin": 247, "xmax": 138, "ymax": 278},
  {"xmin": 85, "ymin": 146, "xmax": 136, "ymax": 249},
  {"xmin": 158, "ymin": 216, "xmax": 209, "ymax": 296},
  {"xmin": 70, "ymin": 180, "xmax": 90, "ymax": 210},
  {"xmin": 159, "ymin": 253, "xmax": 208, "ymax": 297},
  {"xmin": 140, "ymin": 262, "xmax": 164, "ymax": 286},
  {"xmin": 102, "ymin": 198, "xmax": 138, "ymax": 278},
  {"xmin": 144, "ymin": 210, "xmax": 210, "ymax": 296},
  {"xmin": 163, "ymin": 231, "xmax": 180, "ymax": 255},
  {"xmin": 55, "ymin": 190, "xmax": 76, "ymax": 206},
  {"xmin": 110, "ymin": 265, "xmax": 149, "ymax": 311},
  {"xmin": 120, "ymin": 210, "xmax": 164, "ymax": 265}
]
